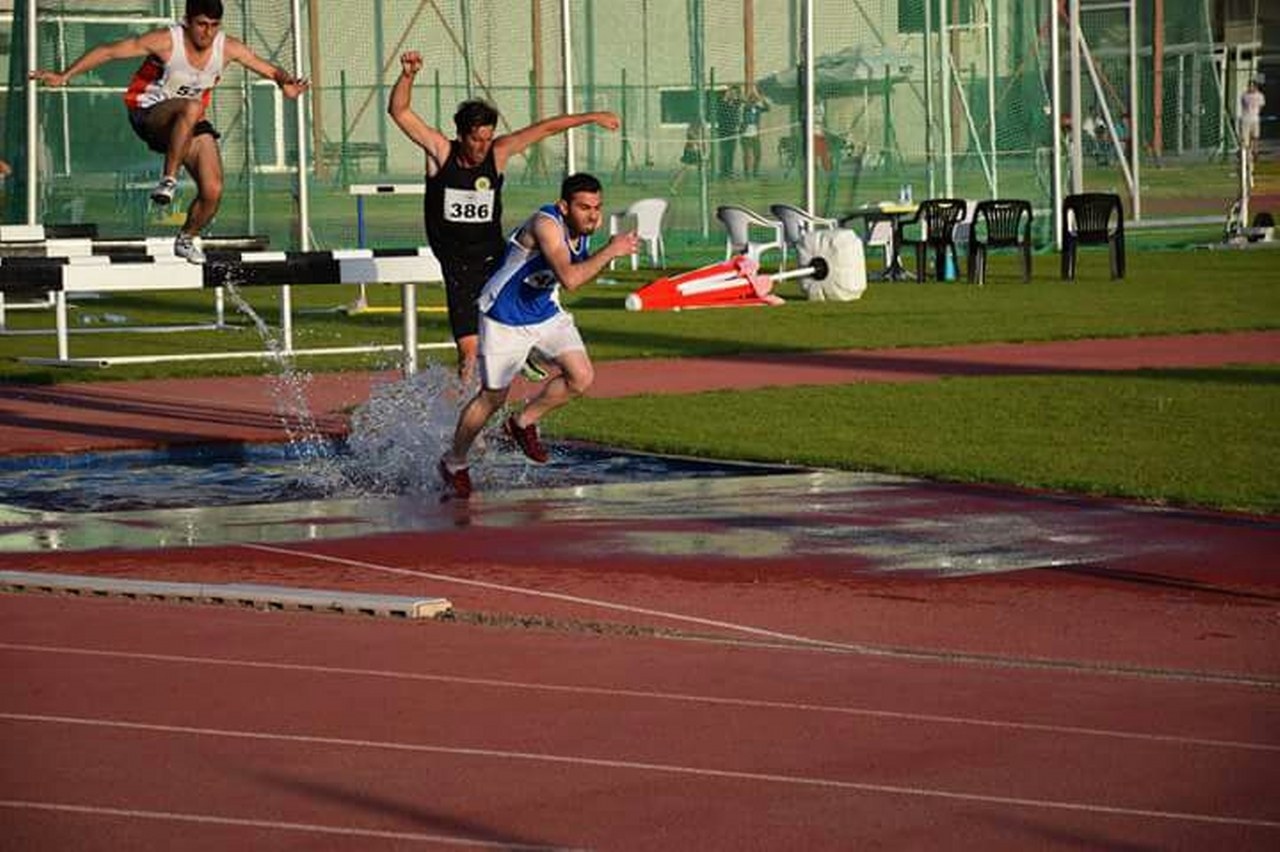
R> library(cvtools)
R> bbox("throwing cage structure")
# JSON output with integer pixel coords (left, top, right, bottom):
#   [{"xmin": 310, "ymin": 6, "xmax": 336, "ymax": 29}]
[{"xmin": 2, "ymin": 2, "xmax": 1258, "ymax": 265}]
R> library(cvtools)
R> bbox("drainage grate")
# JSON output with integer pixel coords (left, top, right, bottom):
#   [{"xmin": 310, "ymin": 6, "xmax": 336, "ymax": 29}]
[{"xmin": 0, "ymin": 571, "xmax": 451, "ymax": 619}]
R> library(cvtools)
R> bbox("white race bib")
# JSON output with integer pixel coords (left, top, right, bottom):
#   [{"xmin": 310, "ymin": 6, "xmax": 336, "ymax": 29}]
[{"xmin": 444, "ymin": 187, "xmax": 496, "ymax": 224}]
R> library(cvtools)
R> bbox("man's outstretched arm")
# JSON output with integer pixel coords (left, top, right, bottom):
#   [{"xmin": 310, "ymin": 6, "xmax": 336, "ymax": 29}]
[
  {"xmin": 224, "ymin": 39, "xmax": 308, "ymax": 99},
  {"xmin": 29, "ymin": 29, "xmax": 168, "ymax": 87},
  {"xmin": 387, "ymin": 51, "xmax": 450, "ymax": 167},
  {"xmin": 494, "ymin": 111, "xmax": 620, "ymax": 169}
]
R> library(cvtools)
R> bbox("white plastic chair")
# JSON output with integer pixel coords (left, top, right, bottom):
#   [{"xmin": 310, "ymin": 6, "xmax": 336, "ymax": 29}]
[
  {"xmin": 715, "ymin": 204, "xmax": 785, "ymax": 265},
  {"xmin": 608, "ymin": 197, "xmax": 668, "ymax": 270},
  {"xmin": 769, "ymin": 203, "xmax": 837, "ymax": 270}
]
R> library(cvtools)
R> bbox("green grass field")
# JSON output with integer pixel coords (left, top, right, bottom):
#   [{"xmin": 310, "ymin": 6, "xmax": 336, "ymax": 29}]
[{"xmin": 1, "ymin": 244, "xmax": 1278, "ymax": 513}]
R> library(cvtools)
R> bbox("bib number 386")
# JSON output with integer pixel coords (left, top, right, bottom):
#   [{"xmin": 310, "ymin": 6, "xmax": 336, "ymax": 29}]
[{"xmin": 444, "ymin": 187, "xmax": 495, "ymax": 224}]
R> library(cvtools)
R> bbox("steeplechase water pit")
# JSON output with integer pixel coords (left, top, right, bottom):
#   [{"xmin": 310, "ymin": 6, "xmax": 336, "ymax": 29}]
[{"xmin": 0, "ymin": 365, "xmax": 1167, "ymax": 579}]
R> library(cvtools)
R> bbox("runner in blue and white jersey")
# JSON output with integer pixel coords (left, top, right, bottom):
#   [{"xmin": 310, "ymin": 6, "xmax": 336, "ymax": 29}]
[{"xmin": 438, "ymin": 173, "xmax": 639, "ymax": 499}]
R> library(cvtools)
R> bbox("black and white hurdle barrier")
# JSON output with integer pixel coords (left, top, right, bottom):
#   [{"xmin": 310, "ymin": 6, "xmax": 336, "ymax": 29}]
[
  {"xmin": 0, "ymin": 242, "xmax": 445, "ymax": 374},
  {"xmin": 0, "ymin": 224, "xmax": 272, "ymax": 331}
]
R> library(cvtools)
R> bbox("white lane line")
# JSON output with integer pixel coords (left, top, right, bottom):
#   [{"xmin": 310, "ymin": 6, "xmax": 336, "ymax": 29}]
[
  {"xmin": 3, "ymin": 712, "xmax": 1278, "ymax": 830},
  {"xmin": 239, "ymin": 542, "xmax": 1280, "ymax": 687},
  {"xmin": 3, "ymin": 642, "xmax": 1276, "ymax": 754},
  {"xmin": 242, "ymin": 542, "xmax": 854, "ymax": 650},
  {"xmin": 0, "ymin": 799, "xmax": 562, "ymax": 849}
]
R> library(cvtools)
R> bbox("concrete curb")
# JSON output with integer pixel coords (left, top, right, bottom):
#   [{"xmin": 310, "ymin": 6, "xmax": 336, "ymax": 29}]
[{"xmin": 0, "ymin": 570, "xmax": 451, "ymax": 619}]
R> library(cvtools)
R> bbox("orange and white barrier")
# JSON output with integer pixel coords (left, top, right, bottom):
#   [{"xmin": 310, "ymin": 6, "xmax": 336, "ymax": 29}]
[
  {"xmin": 624, "ymin": 255, "xmax": 784, "ymax": 311},
  {"xmin": 625, "ymin": 228, "xmax": 866, "ymax": 312}
]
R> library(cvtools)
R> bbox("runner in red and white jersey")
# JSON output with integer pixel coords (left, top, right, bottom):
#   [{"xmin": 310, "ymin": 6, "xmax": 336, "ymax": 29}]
[{"xmin": 30, "ymin": 0, "xmax": 307, "ymax": 263}]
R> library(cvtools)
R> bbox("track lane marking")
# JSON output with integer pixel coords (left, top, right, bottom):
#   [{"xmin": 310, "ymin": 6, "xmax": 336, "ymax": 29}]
[
  {"xmin": 239, "ymin": 542, "xmax": 1280, "ymax": 687},
  {"xmin": 3, "ymin": 712, "xmax": 1278, "ymax": 830},
  {"xmin": 3, "ymin": 641, "xmax": 1276, "ymax": 753}
]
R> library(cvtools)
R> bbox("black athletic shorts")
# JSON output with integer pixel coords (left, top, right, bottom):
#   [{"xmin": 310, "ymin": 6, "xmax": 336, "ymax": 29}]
[
  {"xmin": 440, "ymin": 254, "xmax": 500, "ymax": 341},
  {"xmin": 128, "ymin": 104, "xmax": 221, "ymax": 155}
]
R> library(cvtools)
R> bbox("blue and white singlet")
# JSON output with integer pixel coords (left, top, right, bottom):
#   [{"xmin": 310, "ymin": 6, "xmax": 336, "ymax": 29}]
[{"xmin": 477, "ymin": 204, "xmax": 589, "ymax": 326}]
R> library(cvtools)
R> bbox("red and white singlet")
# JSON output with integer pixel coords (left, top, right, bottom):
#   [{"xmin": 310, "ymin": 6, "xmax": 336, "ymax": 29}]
[{"xmin": 124, "ymin": 24, "xmax": 226, "ymax": 111}]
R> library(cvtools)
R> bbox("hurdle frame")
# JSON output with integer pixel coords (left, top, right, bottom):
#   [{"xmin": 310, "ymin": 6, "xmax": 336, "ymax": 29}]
[
  {"xmin": 348, "ymin": 183, "xmax": 426, "ymax": 311},
  {"xmin": 0, "ymin": 247, "xmax": 449, "ymax": 376}
]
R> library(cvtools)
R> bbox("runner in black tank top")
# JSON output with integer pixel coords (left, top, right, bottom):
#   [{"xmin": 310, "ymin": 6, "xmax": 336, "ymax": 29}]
[
  {"xmin": 423, "ymin": 141, "xmax": 505, "ymax": 353},
  {"xmin": 388, "ymin": 48, "xmax": 623, "ymax": 383},
  {"xmin": 425, "ymin": 140, "xmax": 504, "ymax": 262}
]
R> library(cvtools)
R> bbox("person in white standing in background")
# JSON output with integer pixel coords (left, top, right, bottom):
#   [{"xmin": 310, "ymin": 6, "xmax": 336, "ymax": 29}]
[
  {"xmin": 29, "ymin": 0, "xmax": 307, "ymax": 263},
  {"xmin": 1239, "ymin": 79, "xmax": 1266, "ymax": 154}
]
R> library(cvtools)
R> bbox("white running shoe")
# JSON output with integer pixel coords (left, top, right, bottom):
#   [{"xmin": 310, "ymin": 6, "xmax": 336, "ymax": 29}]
[
  {"xmin": 173, "ymin": 233, "xmax": 206, "ymax": 265},
  {"xmin": 150, "ymin": 176, "xmax": 178, "ymax": 205}
]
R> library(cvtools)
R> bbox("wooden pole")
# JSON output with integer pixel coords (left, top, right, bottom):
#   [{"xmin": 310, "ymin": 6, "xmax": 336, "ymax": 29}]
[
  {"xmin": 307, "ymin": 0, "xmax": 326, "ymax": 177},
  {"xmin": 529, "ymin": 0, "xmax": 546, "ymax": 178},
  {"xmin": 744, "ymin": 0, "xmax": 755, "ymax": 86}
]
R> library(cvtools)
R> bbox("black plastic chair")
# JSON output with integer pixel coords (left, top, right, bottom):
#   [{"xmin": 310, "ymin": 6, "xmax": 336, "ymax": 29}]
[
  {"xmin": 967, "ymin": 199, "xmax": 1033, "ymax": 285},
  {"xmin": 898, "ymin": 199, "xmax": 967, "ymax": 282},
  {"xmin": 1062, "ymin": 193, "xmax": 1125, "ymax": 280}
]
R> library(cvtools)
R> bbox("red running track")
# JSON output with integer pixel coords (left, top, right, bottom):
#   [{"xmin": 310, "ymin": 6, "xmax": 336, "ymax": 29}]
[
  {"xmin": 3, "ymin": 591, "xmax": 1279, "ymax": 851},
  {"xmin": 2, "ymin": 331, "xmax": 1279, "ymax": 848}
]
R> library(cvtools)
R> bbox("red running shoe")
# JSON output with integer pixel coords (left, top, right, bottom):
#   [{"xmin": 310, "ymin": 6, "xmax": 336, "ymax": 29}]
[
  {"xmin": 504, "ymin": 414, "xmax": 548, "ymax": 464},
  {"xmin": 437, "ymin": 457, "xmax": 472, "ymax": 499}
]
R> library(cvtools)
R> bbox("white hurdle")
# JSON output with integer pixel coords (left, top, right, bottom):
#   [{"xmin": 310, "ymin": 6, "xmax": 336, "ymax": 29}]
[
  {"xmin": 349, "ymin": 183, "xmax": 427, "ymax": 310},
  {"xmin": 0, "ymin": 244, "xmax": 447, "ymax": 375}
]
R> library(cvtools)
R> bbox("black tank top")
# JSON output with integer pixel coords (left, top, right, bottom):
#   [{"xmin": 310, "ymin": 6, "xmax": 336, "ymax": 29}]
[{"xmin": 424, "ymin": 140, "xmax": 505, "ymax": 262}]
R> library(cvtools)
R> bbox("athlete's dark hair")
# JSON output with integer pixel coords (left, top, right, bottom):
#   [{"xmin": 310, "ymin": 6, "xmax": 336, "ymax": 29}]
[
  {"xmin": 453, "ymin": 100, "xmax": 499, "ymax": 136},
  {"xmin": 186, "ymin": 0, "xmax": 224, "ymax": 19},
  {"xmin": 560, "ymin": 173, "xmax": 602, "ymax": 202}
]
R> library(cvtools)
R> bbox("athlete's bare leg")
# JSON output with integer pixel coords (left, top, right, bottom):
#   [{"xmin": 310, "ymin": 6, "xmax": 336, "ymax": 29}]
[
  {"xmin": 446, "ymin": 385, "xmax": 508, "ymax": 466},
  {"xmin": 160, "ymin": 98, "xmax": 206, "ymax": 180},
  {"xmin": 456, "ymin": 334, "xmax": 479, "ymax": 386},
  {"xmin": 516, "ymin": 348, "xmax": 593, "ymax": 426},
  {"xmin": 180, "ymin": 134, "xmax": 224, "ymax": 236}
]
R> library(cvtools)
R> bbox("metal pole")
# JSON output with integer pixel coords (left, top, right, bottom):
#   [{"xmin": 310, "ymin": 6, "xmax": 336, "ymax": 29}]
[
  {"xmin": 374, "ymin": 0, "xmax": 388, "ymax": 173},
  {"xmin": 923, "ymin": 0, "xmax": 935, "ymax": 198},
  {"xmin": 292, "ymin": 0, "xmax": 310, "ymax": 250},
  {"xmin": 26, "ymin": 0, "xmax": 38, "ymax": 224},
  {"xmin": 285, "ymin": 0, "xmax": 310, "ymax": 356},
  {"xmin": 1128, "ymin": 0, "xmax": 1140, "ymax": 219},
  {"xmin": 985, "ymin": 0, "xmax": 998, "ymax": 196},
  {"xmin": 691, "ymin": 0, "xmax": 709, "ymax": 239},
  {"xmin": 940, "ymin": 0, "xmax": 953, "ymax": 197},
  {"xmin": 1239, "ymin": 143, "xmax": 1250, "ymax": 229},
  {"xmin": 642, "ymin": 0, "xmax": 651, "ymax": 168},
  {"xmin": 242, "ymin": 0, "xmax": 255, "ymax": 236},
  {"xmin": 803, "ymin": 0, "xmax": 815, "ymax": 213},
  {"xmin": 1051, "ymin": 0, "xmax": 1064, "ymax": 249},
  {"xmin": 401, "ymin": 283, "xmax": 418, "ymax": 377},
  {"xmin": 560, "ymin": 0, "xmax": 576, "ymax": 174},
  {"xmin": 57, "ymin": 19, "xmax": 70, "ymax": 175},
  {"xmin": 1177, "ymin": 53, "xmax": 1185, "ymax": 155},
  {"xmin": 1152, "ymin": 0, "xmax": 1164, "ymax": 156},
  {"xmin": 1069, "ymin": 0, "xmax": 1083, "ymax": 194}
]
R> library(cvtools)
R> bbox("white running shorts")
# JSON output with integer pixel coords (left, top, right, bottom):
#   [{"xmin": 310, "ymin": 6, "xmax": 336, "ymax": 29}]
[{"xmin": 478, "ymin": 311, "xmax": 585, "ymax": 390}]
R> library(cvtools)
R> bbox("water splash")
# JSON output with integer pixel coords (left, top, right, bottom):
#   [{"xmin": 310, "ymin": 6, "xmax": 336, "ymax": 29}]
[
  {"xmin": 217, "ymin": 272, "xmax": 337, "ymax": 474},
  {"xmin": 217, "ymin": 267, "xmax": 530, "ymax": 499},
  {"xmin": 340, "ymin": 362, "xmax": 472, "ymax": 494}
]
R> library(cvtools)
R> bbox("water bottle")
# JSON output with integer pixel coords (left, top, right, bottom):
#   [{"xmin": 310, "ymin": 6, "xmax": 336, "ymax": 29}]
[
  {"xmin": 898, "ymin": 184, "xmax": 907, "ymax": 204},
  {"xmin": 905, "ymin": 184, "xmax": 914, "ymax": 204}
]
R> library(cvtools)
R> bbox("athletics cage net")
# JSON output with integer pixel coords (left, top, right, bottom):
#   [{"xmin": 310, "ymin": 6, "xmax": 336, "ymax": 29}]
[{"xmin": 2, "ymin": 2, "xmax": 1239, "ymax": 258}]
